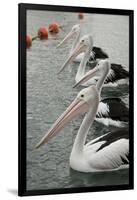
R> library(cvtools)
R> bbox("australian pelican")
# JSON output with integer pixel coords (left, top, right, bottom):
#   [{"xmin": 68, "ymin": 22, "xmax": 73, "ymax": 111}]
[
  {"xmin": 73, "ymin": 59, "xmax": 129, "ymax": 127},
  {"xmin": 35, "ymin": 86, "xmax": 129, "ymax": 172},
  {"xmin": 58, "ymin": 28, "xmax": 129, "ymax": 87},
  {"xmin": 57, "ymin": 24, "xmax": 108, "ymax": 64}
]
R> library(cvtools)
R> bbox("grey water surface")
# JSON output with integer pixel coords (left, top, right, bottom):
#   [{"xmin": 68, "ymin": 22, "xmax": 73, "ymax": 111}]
[{"xmin": 26, "ymin": 10, "xmax": 129, "ymax": 191}]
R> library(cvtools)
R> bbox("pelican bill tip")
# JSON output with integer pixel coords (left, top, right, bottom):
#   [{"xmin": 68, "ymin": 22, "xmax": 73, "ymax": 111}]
[
  {"xmin": 33, "ymin": 142, "xmax": 42, "ymax": 150},
  {"xmin": 73, "ymin": 83, "xmax": 77, "ymax": 88},
  {"xmin": 57, "ymin": 70, "xmax": 62, "ymax": 75},
  {"xmin": 56, "ymin": 45, "xmax": 60, "ymax": 49}
]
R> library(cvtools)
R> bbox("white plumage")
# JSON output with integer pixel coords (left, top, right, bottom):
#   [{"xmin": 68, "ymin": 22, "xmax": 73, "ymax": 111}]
[
  {"xmin": 95, "ymin": 118, "xmax": 128, "ymax": 127},
  {"xmin": 84, "ymin": 139, "xmax": 129, "ymax": 171},
  {"xmin": 96, "ymin": 102, "xmax": 109, "ymax": 117}
]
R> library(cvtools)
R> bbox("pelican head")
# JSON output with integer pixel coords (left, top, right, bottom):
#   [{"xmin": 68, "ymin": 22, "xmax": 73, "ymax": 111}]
[
  {"xmin": 73, "ymin": 59, "xmax": 110, "ymax": 88},
  {"xmin": 58, "ymin": 34, "xmax": 93, "ymax": 74},
  {"xmin": 56, "ymin": 24, "xmax": 81, "ymax": 48},
  {"xmin": 35, "ymin": 85, "xmax": 99, "ymax": 149}
]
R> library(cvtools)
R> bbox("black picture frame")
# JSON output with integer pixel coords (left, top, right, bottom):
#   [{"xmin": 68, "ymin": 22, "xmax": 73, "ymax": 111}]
[{"xmin": 18, "ymin": 3, "xmax": 134, "ymax": 196}]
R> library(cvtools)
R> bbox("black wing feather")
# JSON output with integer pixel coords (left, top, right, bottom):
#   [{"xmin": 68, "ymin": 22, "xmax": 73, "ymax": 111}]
[
  {"xmin": 89, "ymin": 46, "xmax": 109, "ymax": 62},
  {"xmin": 105, "ymin": 64, "xmax": 129, "ymax": 83},
  {"xmin": 99, "ymin": 98, "xmax": 129, "ymax": 122},
  {"xmin": 92, "ymin": 128, "xmax": 129, "ymax": 154}
]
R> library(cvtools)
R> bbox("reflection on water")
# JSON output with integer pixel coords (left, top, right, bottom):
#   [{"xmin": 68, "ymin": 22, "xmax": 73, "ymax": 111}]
[
  {"xmin": 27, "ymin": 10, "xmax": 129, "ymax": 191},
  {"xmin": 69, "ymin": 168, "xmax": 129, "ymax": 187}
]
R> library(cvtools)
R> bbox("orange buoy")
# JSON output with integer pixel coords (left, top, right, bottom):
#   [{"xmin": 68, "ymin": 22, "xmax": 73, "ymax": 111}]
[
  {"xmin": 48, "ymin": 23, "xmax": 60, "ymax": 33},
  {"xmin": 38, "ymin": 27, "xmax": 48, "ymax": 39},
  {"xmin": 26, "ymin": 34, "xmax": 32, "ymax": 48},
  {"xmin": 78, "ymin": 13, "xmax": 84, "ymax": 19}
]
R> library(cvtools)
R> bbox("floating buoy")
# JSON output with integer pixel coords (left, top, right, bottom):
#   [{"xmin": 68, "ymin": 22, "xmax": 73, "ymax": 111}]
[
  {"xmin": 38, "ymin": 27, "xmax": 48, "ymax": 39},
  {"xmin": 78, "ymin": 13, "xmax": 84, "ymax": 19},
  {"xmin": 48, "ymin": 23, "xmax": 60, "ymax": 33},
  {"xmin": 26, "ymin": 34, "xmax": 32, "ymax": 48}
]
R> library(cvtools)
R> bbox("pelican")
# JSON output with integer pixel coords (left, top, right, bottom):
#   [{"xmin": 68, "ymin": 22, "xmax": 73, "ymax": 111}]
[
  {"xmin": 58, "ymin": 31, "xmax": 129, "ymax": 87},
  {"xmin": 58, "ymin": 35, "xmax": 129, "ymax": 127},
  {"xmin": 89, "ymin": 62, "xmax": 129, "ymax": 86},
  {"xmin": 57, "ymin": 24, "xmax": 108, "ymax": 64},
  {"xmin": 58, "ymin": 34, "xmax": 98, "ymax": 85},
  {"xmin": 35, "ymin": 85, "xmax": 129, "ymax": 172},
  {"xmin": 73, "ymin": 59, "xmax": 129, "ymax": 127}
]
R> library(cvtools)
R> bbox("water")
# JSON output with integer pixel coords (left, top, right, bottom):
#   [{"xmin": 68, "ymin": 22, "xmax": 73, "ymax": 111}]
[{"xmin": 27, "ymin": 10, "xmax": 129, "ymax": 191}]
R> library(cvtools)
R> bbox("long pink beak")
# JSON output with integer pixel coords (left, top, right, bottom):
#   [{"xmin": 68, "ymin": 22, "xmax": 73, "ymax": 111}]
[
  {"xmin": 35, "ymin": 98, "xmax": 89, "ymax": 149},
  {"xmin": 73, "ymin": 65, "xmax": 100, "ymax": 88},
  {"xmin": 56, "ymin": 30, "xmax": 76, "ymax": 48},
  {"xmin": 58, "ymin": 42, "xmax": 85, "ymax": 74}
]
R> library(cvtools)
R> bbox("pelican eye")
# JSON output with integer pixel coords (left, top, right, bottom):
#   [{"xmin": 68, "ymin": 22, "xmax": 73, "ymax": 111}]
[
  {"xmin": 81, "ymin": 39, "xmax": 84, "ymax": 42},
  {"xmin": 81, "ymin": 94, "xmax": 84, "ymax": 98}
]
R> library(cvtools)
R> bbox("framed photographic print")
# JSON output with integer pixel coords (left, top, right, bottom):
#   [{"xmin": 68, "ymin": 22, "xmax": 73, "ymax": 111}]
[{"xmin": 18, "ymin": 3, "xmax": 134, "ymax": 196}]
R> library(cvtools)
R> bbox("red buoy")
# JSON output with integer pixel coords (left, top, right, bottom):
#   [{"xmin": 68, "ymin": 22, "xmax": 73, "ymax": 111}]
[
  {"xmin": 38, "ymin": 27, "xmax": 48, "ymax": 39},
  {"xmin": 78, "ymin": 13, "xmax": 84, "ymax": 19},
  {"xmin": 26, "ymin": 34, "xmax": 32, "ymax": 48},
  {"xmin": 48, "ymin": 23, "xmax": 60, "ymax": 33}
]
